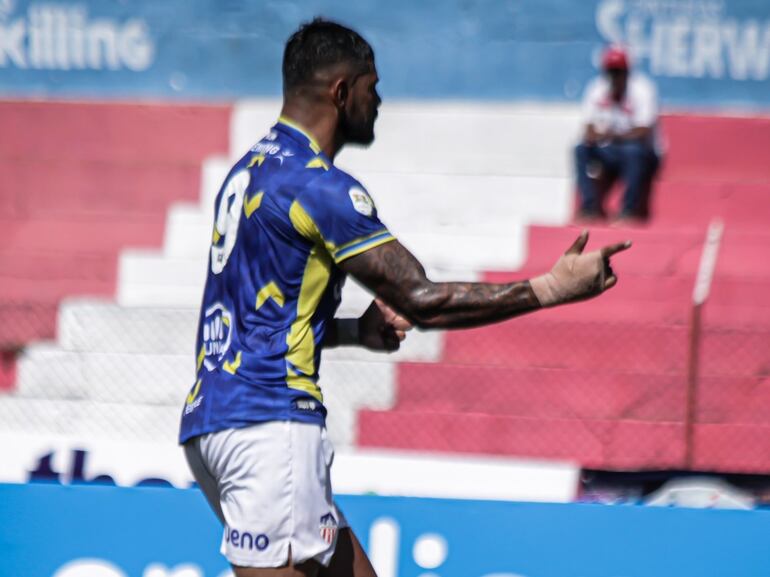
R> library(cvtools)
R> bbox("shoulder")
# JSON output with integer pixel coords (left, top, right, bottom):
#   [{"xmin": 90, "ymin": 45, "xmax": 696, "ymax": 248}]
[
  {"xmin": 629, "ymin": 73, "xmax": 657, "ymax": 97},
  {"xmin": 308, "ymin": 165, "xmax": 362, "ymax": 194},
  {"xmin": 296, "ymin": 167, "xmax": 379, "ymax": 229},
  {"xmin": 301, "ymin": 166, "xmax": 374, "ymax": 212},
  {"xmin": 583, "ymin": 75, "xmax": 608, "ymax": 100}
]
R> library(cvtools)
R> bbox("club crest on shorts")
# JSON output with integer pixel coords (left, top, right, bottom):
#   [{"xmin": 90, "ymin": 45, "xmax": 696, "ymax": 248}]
[
  {"xmin": 348, "ymin": 186, "xmax": 374, "ymax": 217},
  {"xmin": 319, "ymin": 512, "xmax": 338, "ymax": 545}
]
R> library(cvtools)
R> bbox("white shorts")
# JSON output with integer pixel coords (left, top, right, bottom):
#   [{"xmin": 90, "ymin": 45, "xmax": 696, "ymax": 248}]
[{"xmin": 183, "ymin": 421, "xmax": 347, "ymax": 568}]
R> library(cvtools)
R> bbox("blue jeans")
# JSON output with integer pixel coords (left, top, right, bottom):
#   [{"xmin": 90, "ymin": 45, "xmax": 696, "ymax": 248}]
[{"xmin": 575, "ymin": 140, "xmax": 659, "ymax": 216}]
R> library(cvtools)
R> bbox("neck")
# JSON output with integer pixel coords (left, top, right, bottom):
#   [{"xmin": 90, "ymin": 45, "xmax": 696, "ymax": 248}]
[{"xmin": 280, "ymin": 99, "xmax": 343, "ymax": 160}]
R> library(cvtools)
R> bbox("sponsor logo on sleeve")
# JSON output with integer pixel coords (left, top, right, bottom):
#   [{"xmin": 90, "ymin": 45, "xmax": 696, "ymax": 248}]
[{"xmin": 348, "ymin": 186, "xmax": 374, "ymax": 217}]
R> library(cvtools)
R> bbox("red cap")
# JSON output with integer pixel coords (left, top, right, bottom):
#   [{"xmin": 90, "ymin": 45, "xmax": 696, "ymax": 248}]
[{"xmin": 602, "ymin": 46, "xmax": 629, "ymax": 71}]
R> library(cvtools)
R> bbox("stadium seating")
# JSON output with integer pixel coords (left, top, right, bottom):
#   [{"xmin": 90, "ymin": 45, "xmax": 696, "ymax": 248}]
[
  {"xmin": 357, "ymin": 113, "xmax": 770, "ymax": 473},
  {"xmin": 0, "ymin": 100, "xmax": 231, "ymax": 346},
  {"xmin": 2, "ymin": 100, "xmax": 769, "ymax": 474}
]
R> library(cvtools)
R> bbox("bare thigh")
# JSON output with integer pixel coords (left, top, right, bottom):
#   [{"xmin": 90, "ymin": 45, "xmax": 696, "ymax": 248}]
[
  {"xmin": 231, "ymin": 553, "xmax": 320, "ymax": 577},
  {"xmin": 319, "ymin": 528, "xmax": 377, "ymax": 577}
]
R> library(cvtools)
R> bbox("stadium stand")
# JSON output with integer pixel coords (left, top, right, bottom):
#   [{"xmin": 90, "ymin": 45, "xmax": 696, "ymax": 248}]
[
  {"xmin": 1, "ymin": 100, "xmax": 769, "ymax": 474},
  {"xmin": 0, "ymin": 100, "xmax": 231, "ymax": 345},
  {"xmin": 359, "ymin": 113, "xmax": 770, "ymax": 473}
]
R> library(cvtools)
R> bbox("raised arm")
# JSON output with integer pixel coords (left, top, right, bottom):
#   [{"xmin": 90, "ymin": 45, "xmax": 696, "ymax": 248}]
[{"xmin": 339, "ymin": 231, "xmax": 631, "ymax": 330}]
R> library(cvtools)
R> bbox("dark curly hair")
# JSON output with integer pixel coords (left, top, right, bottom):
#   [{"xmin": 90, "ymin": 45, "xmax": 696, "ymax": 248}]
[{"xmin": 282, "ymin": 18, "xmax": 374, "ymax": 94}]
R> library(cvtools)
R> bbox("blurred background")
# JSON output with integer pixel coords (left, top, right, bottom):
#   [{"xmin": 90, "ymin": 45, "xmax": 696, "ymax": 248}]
[{"xmin": 1, "ymin": 0, "xmax": 770, "ymax": 560}]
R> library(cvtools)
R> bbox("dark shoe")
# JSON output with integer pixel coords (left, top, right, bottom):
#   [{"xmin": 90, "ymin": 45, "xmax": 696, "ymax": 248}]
[
  {"xmin": 574, "ymin": 209, "xmax": 604, "ymax": 224},
  {"xmin": 611, "ymin": 211, "xmax": 648, "ymax": 227}
]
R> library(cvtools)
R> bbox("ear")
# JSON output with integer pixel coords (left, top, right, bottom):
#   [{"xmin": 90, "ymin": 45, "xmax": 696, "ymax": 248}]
[{"xmin": 332, "ymin": 77, "xmax": 349, "ymax": 109}]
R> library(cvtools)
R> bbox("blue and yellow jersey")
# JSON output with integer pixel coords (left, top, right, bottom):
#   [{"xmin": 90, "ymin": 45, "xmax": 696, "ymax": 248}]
[{"xmin": 179, "ymin": 118, "xmax": 395, "ymax": 443}]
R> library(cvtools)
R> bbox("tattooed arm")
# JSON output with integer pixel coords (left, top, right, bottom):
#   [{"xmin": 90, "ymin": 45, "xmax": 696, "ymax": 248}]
[{"xmin": 339, "ymin": 232, "xmax": 631, "ymax": 330}]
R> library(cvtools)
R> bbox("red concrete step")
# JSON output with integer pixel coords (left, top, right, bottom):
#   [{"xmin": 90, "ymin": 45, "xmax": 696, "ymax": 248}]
[
  {"xmin": 0, "ymin": 160, "xmax": 203, "ymax": 219},
  {"xmin": 510, "ymin": 225, "xmax": 703, "ymax": 276},
  {"xmin": 508, "ymin": 225, "xmax": 770, "ymax": 279},
  {"xmin": 395, "ymin": 366, "xmax": 770, "ymax": 424},
  {"xmin": 698, "ymin": 376, "xmax": 770, "ymax": 424},
  {"xmin": 484, "ymin": 269, "xmax": 770, "ymax": 327},
  {"xmin": 0, "ymin": 303, "xmax": 58, "ymax": 345},
  {"xmin": 442, "ymin": 320, "xmax": 689, "ymax": 373},
  {"xmin": 442, "ymin": 320, "xmax": 769, "ymax": 377},
  {"xmin": 4, "ymin": 216, "xmax": 166, "ymax": 253},
  {"xmin": 693, "ymin": 423, "xmax": 770, "ymax": 474},
  {"xmin": 660, "ymin": 114, "xmax": 770, "ymax": 182},
  {"xmin": 395, "ymin": 363, "xmax": 686, "ymax": 421},
  {"xmin": 0, "ymin": 350, "xmax": 16, "ymax": 391},
  {"xmin": 678, "ymin": 228, "xmax": 770, "ymax": 280},
  {"xmin": 700, "ymin": 328, "xmax": 770, "ymax": 377},
  {"xmin": 0, "ymin": 250, "xmax": 116, "ymax": 298},
  {"xmin": 0, "ymin": 100, "xmax": 232, "ymax": 349},
  {"xmin": 699, "ymin": 304, "xmax": 770, "ymax": 329},
  {"xmin": 357, "ymin": 409, "xmax": 686, "ymax": 470},
  {"xmin": 485, "ymin": 272, "xmax": 692, "ymax": 325},
  {"xmin": 0, "ymin": 244, "xmax": 117, "ymax": 346},
  {"xmin": 0, "ymin": 100, "xmax": 231, "ymax": 163},
  {"xmin": 652, "ymin": 181, "xmax": 770, "ymax": 230}
]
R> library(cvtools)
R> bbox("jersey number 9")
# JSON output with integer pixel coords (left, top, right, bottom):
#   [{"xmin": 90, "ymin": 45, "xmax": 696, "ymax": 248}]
[{"xmin": 211, "ymin": 169, "xmax": 251, "ymax": 274}]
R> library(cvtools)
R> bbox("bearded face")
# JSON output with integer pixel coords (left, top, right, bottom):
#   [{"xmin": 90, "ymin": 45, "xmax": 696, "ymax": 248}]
[{"xmin": 340, "ymin": 65, "xmax": 380, "ymax": 146}]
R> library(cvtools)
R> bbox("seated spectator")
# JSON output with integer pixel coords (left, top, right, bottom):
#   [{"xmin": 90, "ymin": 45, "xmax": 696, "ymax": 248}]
[{"xmin": 575, "ymin": 46, "xmax": 661, "ymax": 223}]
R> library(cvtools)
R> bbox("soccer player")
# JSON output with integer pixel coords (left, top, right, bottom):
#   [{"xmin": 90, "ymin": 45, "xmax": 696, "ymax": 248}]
[{"xmin": 180, "ymin": 18, "xmax": 631, "ymax": 577}]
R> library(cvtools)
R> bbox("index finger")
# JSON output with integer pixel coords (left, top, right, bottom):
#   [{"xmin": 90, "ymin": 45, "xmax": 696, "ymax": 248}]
[{"xmin": 600, "ymin": 240, "xmax": 633, "ymax": 259}]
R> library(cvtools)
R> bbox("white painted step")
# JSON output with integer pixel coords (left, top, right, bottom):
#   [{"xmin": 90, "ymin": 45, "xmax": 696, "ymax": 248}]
[
  {"xmin": 120, "ymin": 225, "xmax": 525, "ymax": 308},
  {"xmin": 231, "ymin": 100, "xmax": 582, "ymax": 177},
  {"xmin": 58, "ymin": 299, "xmax": 199, "ymax": 354},
  {"xmin": 16, "ymin": 343, "xmax": 193, "ymax": 404},
  {"xmin": 57, "ymin": 298, "xmax": 444, "ymax": 360},
  {"xmin": 117, "ymin": 250, "xmax": 207, "ymax": 307},
  {"xmin": 230, "ymin": 99, "xmax": 282, "ymax": 158},
  {"xmin": 199, "ymin": 155, "xmax": 231, "ymax": 209},
  {"xmin": 16, "ymin": 345, "xmax": 391, "ymax": 405},
  {"xmin": 162, "ymin": 173, "xmax": 569, "ymax": 259},
  {"xmin": 12, "ymin": 349, "xmax": 398, "ymax": 449},
  {"xmin": 0, "ymin": 396, "xmax": 181, "ymax": 443}
]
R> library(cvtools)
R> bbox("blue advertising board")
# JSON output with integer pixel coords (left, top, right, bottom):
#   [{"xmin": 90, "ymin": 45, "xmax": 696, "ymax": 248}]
[
  {"xmin": 1, "ymin": 482, "xmax": 770, "ymax": 577},
  {"xmin": 0, "ymin": 0, "xmax": 768, "ymax": 107}
]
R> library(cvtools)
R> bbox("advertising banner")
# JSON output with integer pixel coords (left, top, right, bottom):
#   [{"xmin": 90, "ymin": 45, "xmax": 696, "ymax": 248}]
[
  {"xmin": 2, "ymin": 482, "xmax": 770, "ymax": 577},
  {"xmin": 0, "ymin": 0, "xmax": 768, "ymax": 107}
]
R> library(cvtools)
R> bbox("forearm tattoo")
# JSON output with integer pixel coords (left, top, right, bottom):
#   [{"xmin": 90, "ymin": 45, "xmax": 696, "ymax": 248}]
[{"xmin": 340, "ymin": 240, "xmax": 541, "ymax": 329}]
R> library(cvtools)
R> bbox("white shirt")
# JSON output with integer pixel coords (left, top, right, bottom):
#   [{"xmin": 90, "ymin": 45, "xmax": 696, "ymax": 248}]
[{"xmin": 582, "ymin": 72, "xmax": 660, "ymax": 150}]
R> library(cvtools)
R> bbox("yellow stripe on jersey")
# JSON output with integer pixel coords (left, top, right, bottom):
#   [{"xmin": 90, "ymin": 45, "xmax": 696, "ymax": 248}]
[
  {"xmin": 186, "ymin": 379, "xmax": 201, "ymax": 404},
  {"xmin": 223, "ymin": 351, "xmax": 242, "ymax": 375},
  {"xmin": 305, "ymin": 157, "xmax": 330, "ymax": 171},
  {"xmin": 277, "ymin": 115, "xmax": 323, "ymax": 154},
  {"xmin": 284, "ymin": 244, "xmax": 330, "ymax": 402},
  {"xmin": 196, "ymin": 345, "xmax": 206, "ymax": 372},
  {"xmin": 333, "ymin": 230, "xmax": 396, "ymax": 263},
  {"xmin": 255, "ymin": 281, "xmax": 285, "ymax": 310},
  {"xmin": 244, "ymin": 191, "xmax": 264, "ymax": 218},
  {"xmin": 288, "ymin": 200, "xmax": 337, "ymax": 255},
  {"xmin": 287, "ymin": 367, "xmax": 324, "ymax": 399},
  {"xmin": 248, "ymin": 154, "xmax": 266, "ymax": 168}
]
